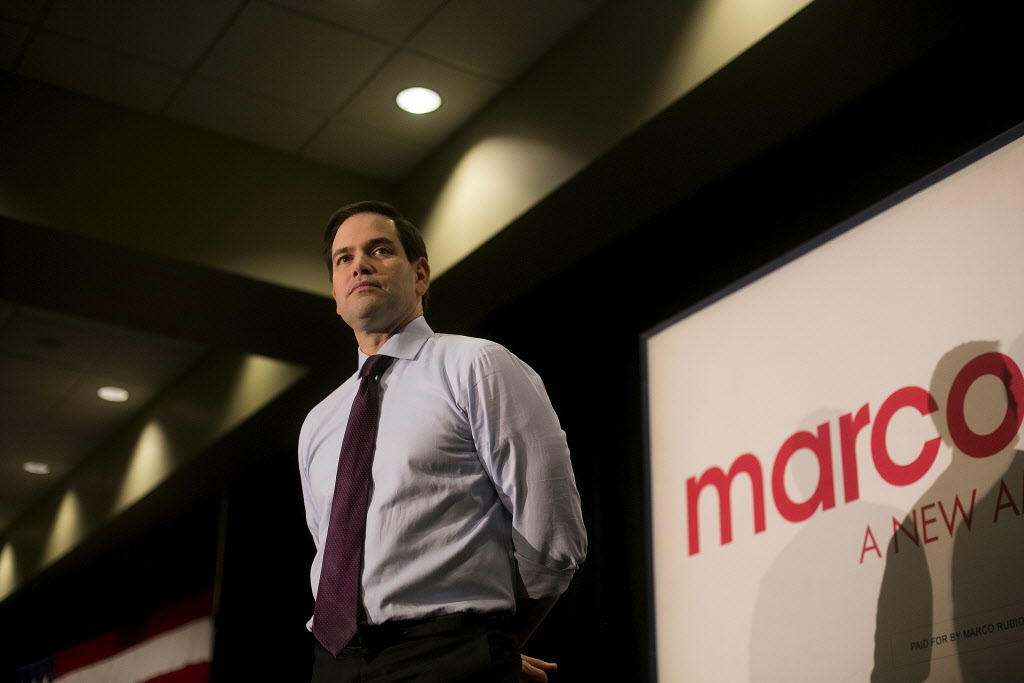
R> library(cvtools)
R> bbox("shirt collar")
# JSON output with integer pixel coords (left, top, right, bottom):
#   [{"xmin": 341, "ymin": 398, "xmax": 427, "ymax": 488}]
[{"xmin": 356, "ymin": 316, "xmax": 433, "ymax": 367}]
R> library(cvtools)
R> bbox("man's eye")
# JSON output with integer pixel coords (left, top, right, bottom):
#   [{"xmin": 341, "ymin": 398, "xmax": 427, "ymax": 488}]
[
  {"xmin": 373, "ymin": 247, "xmax": 391, "ymax": 255},
  {"xmin": 336, "ymin": 256, "xmax": 351, "ymax": 265}
]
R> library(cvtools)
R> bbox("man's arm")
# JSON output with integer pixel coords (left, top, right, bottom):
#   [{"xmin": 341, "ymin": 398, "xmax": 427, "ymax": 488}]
[
  {"xmin": 468, "ymin": 346, "xmax": 587, "ymax": 679},
  {"xmin": 512, "ymin": 595, "xmax": 558, "ymax": 648},
  {"xmin": 467, "ymin": 346, "xmax": 588, "ymax": 597},
  {"xmin": 516, "ymin": 596, "xmax": 559, "ymax": 682},
  {"xmin": 297, "ymin": 416, "xmax": 321, "ymax": 543}
]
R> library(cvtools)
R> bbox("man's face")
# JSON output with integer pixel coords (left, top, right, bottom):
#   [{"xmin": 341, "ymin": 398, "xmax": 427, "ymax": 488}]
[{"xmin": 330, "ymin": 212, "xmax": 429, "ymax": 335}]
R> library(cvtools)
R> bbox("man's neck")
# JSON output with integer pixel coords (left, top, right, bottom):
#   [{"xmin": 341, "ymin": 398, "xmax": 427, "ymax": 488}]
[{"xmin": 354, "ymin": 311, "xmax": 422, "ymax": 355}]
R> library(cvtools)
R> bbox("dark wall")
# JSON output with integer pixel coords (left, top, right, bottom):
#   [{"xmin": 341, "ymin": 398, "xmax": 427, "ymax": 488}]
[{"xmin": 210, "ymin": 444, "xmax": 316, "ymax": 680}]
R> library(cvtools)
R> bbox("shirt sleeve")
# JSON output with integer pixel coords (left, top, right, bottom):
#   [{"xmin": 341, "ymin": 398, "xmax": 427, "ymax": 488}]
[
  {"xmin": 297, "ymin": 414, "xmax": 320, "ymax": 546},
  {"xmin": 465, "ymin": 346, "xmax": 587, "ymax": 598}
]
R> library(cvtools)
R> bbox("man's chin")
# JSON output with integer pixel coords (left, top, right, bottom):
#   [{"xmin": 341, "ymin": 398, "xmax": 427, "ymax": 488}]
[
  {"xmin": 339, "ymin": 304, "xmax": 381, "ymax": 326},
  {"xmin": 341, "ymin": 306, "xmax": 404, "ymax": 330}
]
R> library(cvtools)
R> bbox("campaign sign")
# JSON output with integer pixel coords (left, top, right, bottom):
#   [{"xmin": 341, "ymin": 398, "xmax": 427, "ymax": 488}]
[{"xmin": 643, "ymin": 126, "xmax": 1024, "ymax": 682}]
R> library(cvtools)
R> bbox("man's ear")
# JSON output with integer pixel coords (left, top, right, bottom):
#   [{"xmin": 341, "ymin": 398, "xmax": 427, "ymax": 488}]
[
  {"xmin": 415, "ymin": 257, "xmax": 431, "ymax": 296},
  {"xmin": 330, "ymin": 277, "xmax": 343, "ymax": 315}
]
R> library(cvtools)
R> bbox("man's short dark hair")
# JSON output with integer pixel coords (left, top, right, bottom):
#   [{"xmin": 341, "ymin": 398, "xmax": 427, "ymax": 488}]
[{"xmin": 322, "ymin": 200, "xmax": 430, "ymax": 310}]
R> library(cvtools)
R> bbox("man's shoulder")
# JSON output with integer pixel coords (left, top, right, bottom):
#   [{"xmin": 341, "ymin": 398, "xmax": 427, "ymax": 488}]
[
  {"xmin": 425, "ymin": 332, "xmax": 543, "ymax": 387},
  {"xmin": 426, "ymin": 331, "xmax": 525, "ymax": 369},
  {"xmin": 428, "ymin": 331, "xmax": 504, "ymax": 354}
]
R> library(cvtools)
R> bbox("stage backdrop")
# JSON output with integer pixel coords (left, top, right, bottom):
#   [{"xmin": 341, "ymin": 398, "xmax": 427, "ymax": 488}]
[{"xmin": 643, "ymin": 125, "xmax": 1024, "ymax": 682}]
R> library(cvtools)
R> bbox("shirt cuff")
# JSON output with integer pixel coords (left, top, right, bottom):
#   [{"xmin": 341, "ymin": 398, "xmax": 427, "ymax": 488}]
[{"xmin": 514, "ymin": 551, "xmax": 579, "ymax": 598}]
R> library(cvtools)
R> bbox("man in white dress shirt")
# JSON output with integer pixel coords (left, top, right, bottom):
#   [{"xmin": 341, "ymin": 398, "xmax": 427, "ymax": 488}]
[{"xmin": 299, "ymin": 201, "xmax": 587, "ymax": 682}]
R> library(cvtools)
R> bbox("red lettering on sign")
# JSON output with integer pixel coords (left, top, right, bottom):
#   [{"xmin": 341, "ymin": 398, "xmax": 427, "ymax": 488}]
[
  {"xmin": 938, "ymin": 490, "xmax": 976, "ymax": 534},
  {"xmin": 771, "ymin": 423, "xmax": 835, "ymax": 522},
  {"xmin": 892, "ymin": 510, "xmax": 920, "ymax": 553},
  {"xmin": 947, "ymin": 352, "xmax": 1024, "ymax": 458},
  {"xmin": 871, "ymin": 386, "xmax": 940, "ymax": 486},
  {"xmin": 686, "ymin": 453, "xmax": 766, "ymax": 556},
  {"xmin": 839, "ymin": 404, "xmax": 870, "ymax": 503},
  {"xmin": 920, "ymin": 503, "xmax": 939, "ymax": 543},
  {"xmin": 682, "ymin": 353, "xmax": 1023, "ymax": 556},
  {"xmin": 859, "ymin": 525, "xmax": 881, "ymax": 563},
  {"xmin": 994, "ymin": 478, "xmax": 1021, "ymax": 523}
]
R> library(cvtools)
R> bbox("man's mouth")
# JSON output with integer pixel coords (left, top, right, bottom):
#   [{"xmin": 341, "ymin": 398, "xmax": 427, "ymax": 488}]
[{"xmin": 349, "ymin": 280, "xmax": 382, "ymax": 295}]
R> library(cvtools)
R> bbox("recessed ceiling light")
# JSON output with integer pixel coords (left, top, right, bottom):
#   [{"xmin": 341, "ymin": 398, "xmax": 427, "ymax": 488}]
[
  {"xmin": 97, "ymin": 386, "xmax": 130, "ymax": 402},
  {"xmin": 23, "ymin": 461, "xmax": 51, "ymax": 475},
  {"xmin": 396, "ymin": 87, "xmax": 441, "ymax": 114}
]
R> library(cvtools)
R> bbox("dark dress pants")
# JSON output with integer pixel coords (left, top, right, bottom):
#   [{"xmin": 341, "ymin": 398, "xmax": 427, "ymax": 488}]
[{"xmin": 312, "ymin": 622, "xmax": 520, "ymax": 682}]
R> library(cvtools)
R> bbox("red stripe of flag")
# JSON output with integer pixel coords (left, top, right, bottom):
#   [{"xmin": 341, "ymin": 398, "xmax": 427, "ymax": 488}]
[
  {"xmin": 53, "ymin": 589, "xmax": 214, "ymax": 677},
  {"xmin": 145, "ymin": 662, "xmax": 211, "ymax": 683}
]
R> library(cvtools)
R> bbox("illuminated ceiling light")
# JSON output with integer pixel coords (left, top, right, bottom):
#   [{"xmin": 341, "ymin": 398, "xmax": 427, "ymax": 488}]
[
  {"xmin": 97, "ymin": 385, "xmax": 129, "ymax": 402},
  {"xmin": 23, "ymin": 461, "xmax": 51, "ymax": 475},
  {"xmin": 396, "ymin": 87, "xmax": 441, "ymax": 114}
]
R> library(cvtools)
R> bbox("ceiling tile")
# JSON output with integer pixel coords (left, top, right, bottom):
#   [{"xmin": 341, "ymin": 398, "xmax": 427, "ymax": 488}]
[
  {"xmin": 0, "ymin": 300, "xmax": 14, "ymax": 326},
  {"xmin": 168, "ymin": 76, "xmax": 328, "ymax": 152},
  {"xmin": 42, "ymin": 0, "xmax": 243, "ymax": 69},
  {"xmin": 92, "ymin": 330, "xmax": 200, "ymax": 384},
  {"xmin": 0, "ymin": 422, "xmax": 81, "ymax": 467},
  {"xmin": 48, "ymin": 374, "xmax": 155, "ymax": 439},
  {"xmin": 0, "ymin": 301, "xmax": 203, "ymax": 536},
  {"xmin": 19, "ymin": 30, "xmax": 185, "ymax": 112},
  {"xmin": 0, "ymin": 378, "xmax": 61, "ymax": 424},
  {"xmin": 304, "ymin": 117, "xmax": 430, "ymax": 181},
  {"xmin": 0, "ymin": 312, "xmax": 109, "ymax": 372},
  {"xmin": 269, "ymin": 0, "xmax": 447, "ymax": 44},
  {"xmin": 0, "ymin": 357, "xmax": 80, "ymax": 400},
  {"xmin": 0, "ymin": 425, "xmax": 79, "ymax": 532},
  {"xmin": 0, "ymin": 20, "xmax": 30, "ymax": 70},
  {"xmin": 337, "ymin": 50, "xmax": 501, "ymax": 147},
  {"xmin": 0, "ymin": 460, "xmax": 65, "ymax": 531},
  {"xmin": 0, "ymin": 0, "xmax": 47, "ymax": 24},
  {"xmin": 198, "ymin": 1, "xmax": 393, "ymax": 112},
  {"xmin": 409, "ymin": 0, "xmax": 599, "ymax": 80}
]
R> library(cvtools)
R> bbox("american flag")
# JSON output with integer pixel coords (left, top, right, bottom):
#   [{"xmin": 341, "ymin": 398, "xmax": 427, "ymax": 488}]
[{"xmin": 18, "ymin": 590, "xmax": 213, "ymax": 683}]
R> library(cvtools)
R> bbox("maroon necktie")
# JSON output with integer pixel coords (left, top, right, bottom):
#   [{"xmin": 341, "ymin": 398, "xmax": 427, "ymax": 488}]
[{"xmin": 312, "ymin": 354, "xmax": 394, "ymax": 656}]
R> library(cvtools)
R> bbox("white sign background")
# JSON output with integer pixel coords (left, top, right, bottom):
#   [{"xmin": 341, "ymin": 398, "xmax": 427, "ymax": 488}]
[{"xmin": 644, "ymin": 126, "xmax": 1024, "ymax": 682}]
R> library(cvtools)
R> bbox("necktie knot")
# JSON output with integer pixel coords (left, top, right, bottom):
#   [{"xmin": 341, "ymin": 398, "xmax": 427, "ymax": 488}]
[{"xmin": 361, "ymin": 354, "xmax": 393, "ymax": 381}]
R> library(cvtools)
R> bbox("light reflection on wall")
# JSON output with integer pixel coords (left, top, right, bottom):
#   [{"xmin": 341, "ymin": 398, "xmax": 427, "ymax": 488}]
[
  {"xmin": 421, "ymin": 135, "xmax": 583, "ymax": 276},
  {"xmin": 640, "ymin": 0, "xmax": 812, "ymax": 122},
  {"xmin": 217, "ymin": 355, "xmax": 305, "ymax": 434},
  {"xmin": 114, "ymin": 421, "xmax": 174, "ymax": 514},
  {"xmin": 412, "ymin": 0, "xmax": 814, "ymax": 282},
  {"xmin": 42, "ymin": 489, "xmax": 85, "ymax": 567},
  {"xmin": 0, "ymin": 543, "xmax": 16, "ymax": 600}
]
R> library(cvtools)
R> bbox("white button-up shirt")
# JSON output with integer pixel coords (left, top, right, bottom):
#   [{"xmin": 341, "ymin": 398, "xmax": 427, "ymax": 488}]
[{"xmin": 299, "ymin": 317, "xmax": 587, "ymax": 628}]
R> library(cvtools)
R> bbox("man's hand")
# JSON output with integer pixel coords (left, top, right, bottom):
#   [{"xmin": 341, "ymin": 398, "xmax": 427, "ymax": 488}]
[{"xmin": 520, "ymin": 654, "xmax": 557, "ymax": 681}]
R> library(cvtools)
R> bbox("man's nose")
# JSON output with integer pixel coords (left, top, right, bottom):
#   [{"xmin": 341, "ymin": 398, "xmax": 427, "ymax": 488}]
[{"xmin": 351, "ymin": 252, "xmax": 374, "ymax": 273}]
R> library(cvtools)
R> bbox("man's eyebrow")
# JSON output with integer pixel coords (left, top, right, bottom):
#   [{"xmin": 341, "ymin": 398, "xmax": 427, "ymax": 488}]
[{"xmin": 332, "ymin": 237, "xmax": 396, "ymax": 259}]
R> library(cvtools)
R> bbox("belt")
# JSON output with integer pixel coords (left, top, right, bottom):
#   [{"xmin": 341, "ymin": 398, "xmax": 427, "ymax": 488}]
[{"xmin": 353, "ymin": 611, "xmax": 512, "ymax": 652}]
